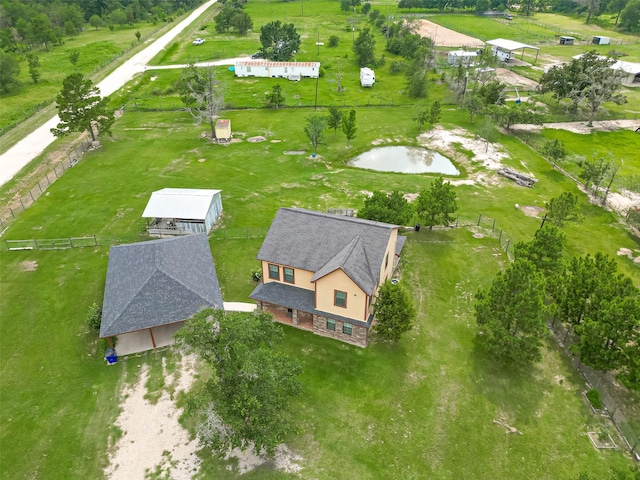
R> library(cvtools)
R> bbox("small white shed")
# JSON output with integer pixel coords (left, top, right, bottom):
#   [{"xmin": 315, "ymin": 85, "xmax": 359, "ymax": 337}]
[
  {"xmin": 592, "ymin": 36, "xmax": 611, "ymax": 45},
  {"xmin": 447, "ymin": 50, "xmax": 478, "ymax": 66},
  {"xmin": 235, "ymin": 61, "xmax": 320, "ymax": 80},
  {"xmin": 142, "ymin": 188, "xmax": 223, "ymax": 235}
]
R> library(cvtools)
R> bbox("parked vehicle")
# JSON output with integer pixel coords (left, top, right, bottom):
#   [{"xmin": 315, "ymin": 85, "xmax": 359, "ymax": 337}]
[
  {"xmin": 251, "ymin": 52, "xmax": 263, "ymax": 59},
  {"xmin": 360, "ymin": 67, "xmax": 375, "ymax": 87},
  {"xmin": 193, "ymin": 38, "xmax": 205, "ymax": 45}
]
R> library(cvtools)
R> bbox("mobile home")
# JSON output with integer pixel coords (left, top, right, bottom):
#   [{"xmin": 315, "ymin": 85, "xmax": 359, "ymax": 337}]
[{"xmin": 234, "ymin": 61, "xmax": 320, "ymax": 81}]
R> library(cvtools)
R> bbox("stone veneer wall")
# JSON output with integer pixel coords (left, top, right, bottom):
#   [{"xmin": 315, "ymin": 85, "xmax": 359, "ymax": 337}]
[{"xmin": 312, "ymin": 314, "xmax": 368, "ymax": 347}]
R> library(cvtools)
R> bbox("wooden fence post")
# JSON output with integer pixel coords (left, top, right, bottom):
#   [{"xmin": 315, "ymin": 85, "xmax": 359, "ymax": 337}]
[
  {"xmin": 492, "ymin": 218, "xmax": 496, "ymax": 232},
  {"xmin": 477, "ymin": 214, "xmax": 482, "ymax": 226},
  {"xmin": 505, "ymin": 239, "xmax": 510, "ymax": 252},
  {"xmin": 9, "ymin": 208, "xmax": 15, "ymax": 219},
  {"xmin": 498, "ymin": 229, "xmax": 503, "ymax": 242},
  {"xmin": 29, "ymin": 191, "xmax": 35, "ymax": 202},
  {"xmin": 20, "ymin": 198, "xmax": 26, "ymax": 210},
  {"xmin": 93, "ymin": 235, "xmax": 97, "ymax": 246}
]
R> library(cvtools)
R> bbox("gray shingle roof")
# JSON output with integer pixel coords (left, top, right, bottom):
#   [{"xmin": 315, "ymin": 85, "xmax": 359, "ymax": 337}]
[
  {"xmin": 257, "ymin": 208, "xmax": 398, "ymax": 295},
  {"xmin": 100, "ymin": 234, "xmax": 223, "ymax": 337},
  {"xmin": 250, "ymin": 282, "xmax": 374, "ymax": 327}
]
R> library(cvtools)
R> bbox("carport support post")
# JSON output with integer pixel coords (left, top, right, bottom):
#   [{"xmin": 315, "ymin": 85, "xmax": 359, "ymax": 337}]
[{"xmin": 149, "ymin": 328, "xmax": 156, "ymax": 348}]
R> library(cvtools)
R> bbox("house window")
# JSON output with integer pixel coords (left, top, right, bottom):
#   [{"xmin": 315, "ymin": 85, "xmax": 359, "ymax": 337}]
[
  {"xmin": 247, "ymin": 67, "xmax": 252, "ymax": 73},
  {"xmin": 334, "ymin": 290, "xmax": 347, "ymax": 308},
  {"xmin": 283, "ymin": 267, "xmax": 294, "ymax": 284},
  {"xmin": 342, "ymin": 323, "xmax": 353, "ymax": 335},
  {"xmin": 268, "ymin": 264, "xmax": 279, "ymax": 280},
  {"xmin": 326, "ymin": 319, "xmax": 336, "ymax": 331}
]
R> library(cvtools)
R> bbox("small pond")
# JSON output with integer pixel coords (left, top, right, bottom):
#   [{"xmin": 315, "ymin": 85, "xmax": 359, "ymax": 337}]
[{"xmin": 349, "ymin": 146, "xmax": 460, "ymax": 175}]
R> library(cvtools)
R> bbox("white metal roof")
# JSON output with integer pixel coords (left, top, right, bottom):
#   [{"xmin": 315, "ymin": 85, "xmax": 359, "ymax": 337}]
[
  {"xmin": 235, "ymin": 61, "xmax": 320, "ymax": 68},
  {"xmin": 142, "ymin": 188, "xmax": 221, "ymax": 220},
  {"xmin": 448, "ymin": 50, "xmax": 478, "ymax": 57},
  {"xmin": 486, "ymin": 38, "xmax": 539, "ymax": 52},
  {"xmin": 572, "ymin": 54, "xmax": 640, "ymax": 74}
]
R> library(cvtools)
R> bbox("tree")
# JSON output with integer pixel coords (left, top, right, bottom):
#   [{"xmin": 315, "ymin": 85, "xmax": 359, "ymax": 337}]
[
  {"xmin": 266, "ymin": 84, "xmax": 284, "ymax": 109},
  {"xmin": 584, "ymin": 0, "xmax": 601, "ymax": 23},
  {"xmin": 26, "ymin": 53, "xmax": 40, "ymax": 84},
  {"xmin": 477, "ymin": 117, "xmax": 497, "ymax": 152},
  {"xmin": 541, "ymin": 138, "xmax": 566, "ymax": 169},
  {"xmin": 0, "ymin": 51, "xmax": 21, "ymax": 93},
  {"xmin": 475, "ymin": 259, "xmax": 547, "ymax": 364},
  {"xmin": 304, "ymin": 114, "xmax": 327, "ymax": 155},
  {"xmin": 620, "ymin": 0, "xmax": 640, "ymax": 29},
  {"xmin": 326, "ymin": 106, "xmax": 343, "ymax": 137},
  {"xmin": 488, "ymin": 103, "xmax": 544, "ymax": 130},
  {"xmin": 135, "ymin": 30, "xmax": 141, "ymax": 42},
  {"xmin": 576, "ymin": 296, "xmax": 639, "ymax": 375},
  {"xmin": 601, "ymin": 159, "xmax": 622, "ymax": 205},
  {"xmin": 177, "ymin": 65, "xmax": 225, "ymax": 142},
  {"xmin": 463, "ymin": 94, "xmax": 484, "ymax": 123},
  {"xmin": 405, "ymin": 45, "xmax": 432, "ymax": 98},
  {"xmin": 85, "ymin": 303, "xmax": 102, "ymax": 330},
  {"xmin": 357, "ymin": 190, "xmax": 414, "ymax": 225},
  {"xmin": 582, "ymin": 61, "xmax": 627, "ymax": 127},
  {"xmin": 52, "ymin": 73, "xmax": 114, "ymax": 142},
  {"xmin": 175, "ymin": 309, "xmax": 302, "ymax": 455},
  {"xmin": 477, "ymin": 79, "xmax": 506, "ymax": 105},
  {"xmin": 513, "ymin": 225, "xmax": 565, "ymax": 276},
  {"xmin": 89, "ymin": 14, "xmax": 102, "ymax": 30},
  {"xmin": 373, "ymin": 281, "xmax": 416, "ymax": 342},
  {"xmin": 413, "ymin": 104, "xmax": 430, "ymax": 131},
  {"xmin": 259, "ymin": 21, "xmax": 301, "ymax": 61},
  {"xmin": 428, "ymin": 100, "xmax": 441, "ymax": 127},
  {"xmin": 231, "ymin": 11, "xmax": 253, "ymax": 35},
  {"xmin": 341, "ymin": 109, "xmax": 357, "ymax": 147},
  {"xmin": 415, "ymin": 176, "xmax": 458, "ymax": 229},
  {"xmin": 580, "ymin": 156, "xmax": 610, "ymax": 192},
  {"xmin": 69, "ymin": 50, "xmax": 80, "ymax": 69},
  {"xmin": 31, "ymin": 13, "xmax": 55, "ymax": 51},
  {"xmin": 610, "ymin": 0, "xmax": 630, "ymax": 25},
  {"xmin": 353, "ymin": 27, "xmax": 376, "ymax": 67},
  {"xmin": 328, "ymin": 35, "xmax": 340, "ymax": 47},
  {"xmin": 545, "ymin": 191, "xmax": 583, "ymax": 227}
]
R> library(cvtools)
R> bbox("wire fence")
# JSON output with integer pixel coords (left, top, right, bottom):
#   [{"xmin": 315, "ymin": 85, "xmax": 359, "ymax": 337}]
[
  {"xmin": 549, "ymin": 319, "xmax": 640, "ymax": 460},
  {"xmin": 0, "ymin": 136, "xmax": 96, "ymax": 236}
]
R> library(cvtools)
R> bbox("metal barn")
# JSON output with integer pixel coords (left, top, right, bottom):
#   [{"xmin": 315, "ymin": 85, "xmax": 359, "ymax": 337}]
[{"xmin": 142, "ymin": 188, "xmax": 223, "ymax": 236}]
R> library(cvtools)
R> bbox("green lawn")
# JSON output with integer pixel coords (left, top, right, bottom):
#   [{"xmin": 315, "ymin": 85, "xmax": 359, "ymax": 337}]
[{"xmin": 1, "ymin": 107, "xmax": 639, "ymax": 478}]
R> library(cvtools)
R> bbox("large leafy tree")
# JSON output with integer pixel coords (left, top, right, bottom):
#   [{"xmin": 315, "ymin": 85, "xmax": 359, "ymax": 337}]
[
  {"xmin": 176, "ymin": 64, "xmax": 225, "ymax": 142},
  {"xmin": 51, "ymin": 73, "xmax": 114, "ymax": 142},
  {"xmin": 415, "ymin": 176, "xmax": 458, "ymax": 229},
  {"xmin": 353, "ymin": 27, "xmax": 376, "ymax": 67},
  {"xmin": 259, "ymin": 21, "xmax": 301, "ymax": 61},
  {"xmin": 513, "ymin": 225, "xmax": 565, "ymax": 277},
  {"xmin": 0, "ymin": 51, "xmax": 21, "ymax": 93},
  {"xmin": 304, "ymin": 114, "xmax": 327, "ymax": 155},
  {"xmin": 373, "ymin": 281, "xmax": 416, "ymax": 342},
  {"xmin": 475, "ymin": 259, "xmax": 547, "ymax": 364},
  {"xmin": 357, "ymin": 191, "xmax": 413, "ymax": 225},
  {"xmin": 620, "ymin": 0, "xmax": 640, "ymax": 29},
  {"xmin": 175, "ymin": 309, "xmax": 302, "ymax": 455},
  {"xmin": 541, "ymin": 138, "xmax": 566, "ymax": 169}
]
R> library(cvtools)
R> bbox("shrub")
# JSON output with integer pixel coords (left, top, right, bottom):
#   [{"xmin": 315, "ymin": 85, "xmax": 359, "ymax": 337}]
[
  {"xmin": 586, "ymin": 388, "xmax": 603, "ymax": 409},
  {"xmin": 390, "ymin": 60, "xmax": 405, "ymax": 73},
  {"xmin": 328, "ymin": 35, "xmax": 340, "ymax": 47},
  {"xmin": 252, "ymin": 268, "xmax": 262, "ymax": 282},
  {"xmin": 86, "ymin": 303, "xmax": 103, "ymax": 331}
]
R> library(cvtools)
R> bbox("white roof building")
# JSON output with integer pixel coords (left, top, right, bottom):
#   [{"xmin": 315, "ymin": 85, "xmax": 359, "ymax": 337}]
[
  {"xmin": 486, "ymin": 39, "xmax": 540, "ymax": 64},
  {"xmin": 142, "ymin": 188, "xmax": 223, "ymax": 235}
]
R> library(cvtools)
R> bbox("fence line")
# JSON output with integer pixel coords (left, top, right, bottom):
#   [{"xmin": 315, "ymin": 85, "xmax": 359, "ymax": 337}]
[{"xmin": 0, "ymin": 135, "xmax": 96, "ymax": 235}]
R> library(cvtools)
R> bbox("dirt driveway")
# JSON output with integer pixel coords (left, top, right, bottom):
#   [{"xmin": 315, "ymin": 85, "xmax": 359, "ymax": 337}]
[
  {"xmin": 495, "ymin": 68, "xmax": 539, "ymax": 89},
  {"xmin": 416, "ymin": 19, "xmax": 484, "ymax": 48}
]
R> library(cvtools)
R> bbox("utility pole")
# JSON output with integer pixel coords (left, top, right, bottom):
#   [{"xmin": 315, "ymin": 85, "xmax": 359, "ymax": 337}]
[
  {"xmin": 314, "ymin": 74, "xmax": 319, "ymax": 110},
  {"xmin": 317, "ymin": 31, "xmax": 320, "ymax": 56}
]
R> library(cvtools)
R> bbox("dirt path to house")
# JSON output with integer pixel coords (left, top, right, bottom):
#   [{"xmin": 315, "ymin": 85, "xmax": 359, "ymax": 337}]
[
  {"xmin": 415, "ymin": 19, "xmax": 484, "ymax": 48},
  {"xmin": 495, "ymin": 68, "xmax": 539, "ymax": 89}
]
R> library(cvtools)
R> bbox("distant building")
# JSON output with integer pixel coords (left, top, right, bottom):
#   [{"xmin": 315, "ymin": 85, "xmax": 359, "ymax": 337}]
[
  {"xmin": 447, "ymin": 50, "xmax": 478, "ymax": 66},
  {"xmin": 234, "ymin": 61, "xmax": 320, "ymax": 81},
  {"xmin": 215, "ymin": 119, "xmax": 231, "ymax": 141}
]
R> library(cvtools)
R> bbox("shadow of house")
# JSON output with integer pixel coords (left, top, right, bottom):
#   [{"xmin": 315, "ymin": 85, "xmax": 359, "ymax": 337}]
[
  {"xmin": 99, "ymin": 234, "xmax": 223, "ymax": 356},
  {"xmin": 250, "ymin": 208, "xmax": 406, "ymax": 347},
  {"xmin": 142, "ymin": 188, "xmax": 223, "ymax": 236}
]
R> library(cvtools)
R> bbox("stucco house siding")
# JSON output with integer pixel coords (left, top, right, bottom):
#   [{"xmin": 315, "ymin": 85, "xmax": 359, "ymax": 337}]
[{"xmin": 315, "ymin": 270, "xmax": 367, "ymax": 321}]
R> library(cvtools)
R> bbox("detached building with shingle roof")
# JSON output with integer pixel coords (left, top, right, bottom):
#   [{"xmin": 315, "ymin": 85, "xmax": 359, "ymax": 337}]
[
  {"xmin": 250, "ymin": 208, "xmax": 406, "ymax": 347},
  {"xmin": 100, "ymin": 234, "xmax": 223, "ymax": 355}
]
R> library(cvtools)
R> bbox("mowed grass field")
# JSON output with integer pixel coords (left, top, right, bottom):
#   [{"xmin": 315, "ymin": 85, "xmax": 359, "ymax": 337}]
[{"xmin": 1, "ymin": 106, "xmax": 639, "ymax": 478}]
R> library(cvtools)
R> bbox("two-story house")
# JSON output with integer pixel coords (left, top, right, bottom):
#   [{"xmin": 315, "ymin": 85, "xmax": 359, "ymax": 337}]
[{"xmin": 249, "ymin": 208, "xmax": 406, "ymax": 346}]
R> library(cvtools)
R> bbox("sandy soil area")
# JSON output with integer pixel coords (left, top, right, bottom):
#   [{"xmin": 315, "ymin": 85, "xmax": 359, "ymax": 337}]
[
  {"xmin": 415, "ymin": 20, "xmax": 484, "ymax": 48},
  {"xmin": 495, "ymin": 68, "xmax": 539, "ymax": 89},
  {"xmin": 510, "ymin": 119, "xmax": 640, "ymax": 134},
  {"xmin": 105, "ymin": 355, "xmax": 200, "ymax": 479}
]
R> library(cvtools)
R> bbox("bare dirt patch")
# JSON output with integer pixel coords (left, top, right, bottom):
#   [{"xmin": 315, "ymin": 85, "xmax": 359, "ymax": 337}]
[
  {"xmin": 104, "ymin": 355, "xmax": 200, "ymax": 480},
  {"xmin": 415, "ymin": 19, "xmax": 484, "ymax": 48},
  {"xmin": 19, "ymin": 260, "xmax": 38, "ymax": 271},
  {"xmin": 495, "ymin": 68, "xmax": 539, "ymax": 89},
  {"xmin": 510, "ymin": 119, "xmax": 640, "ymax": 135},
  {"xmin": 520, "ymin": 205, "xmax": 544, "ymax": 218},
  {"xmin": 247, "ymin": 136, "xmax": 267, "ymax": 143}
]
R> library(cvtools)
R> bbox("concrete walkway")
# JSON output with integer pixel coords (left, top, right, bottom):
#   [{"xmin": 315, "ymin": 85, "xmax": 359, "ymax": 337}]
[
  {"xmin": 223, "ymin": 302, "xmax": 257, "ymax": 312},
  {"xmin": 0, "ymin": 0, "xmax": 219, "ymax": 187}
]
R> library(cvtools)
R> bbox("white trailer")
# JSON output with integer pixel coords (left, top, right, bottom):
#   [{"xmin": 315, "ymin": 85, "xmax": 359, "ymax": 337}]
[
  {"xmin": 360, "ymin": 67, "xmax": 375, "ymax": 87},
  {"xmin": 447, "ymin": 50, "xmax": 478, "ymax": 66},
  {"xmin": 592, "ymin": 36, "xmax": 611, "ymax": 45},
  {"xmin": 234, "ymin": 61, "xmax": 320, "ymax": 81},
  {"xmin": 491, "ymin": 46, "xmax": 511, "ymax": 62}
]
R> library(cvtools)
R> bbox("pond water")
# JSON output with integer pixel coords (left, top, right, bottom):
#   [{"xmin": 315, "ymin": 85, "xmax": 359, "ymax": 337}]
[{"xmin": 349, "ymin": 146, "xmax": 460, "ymax": 175}]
